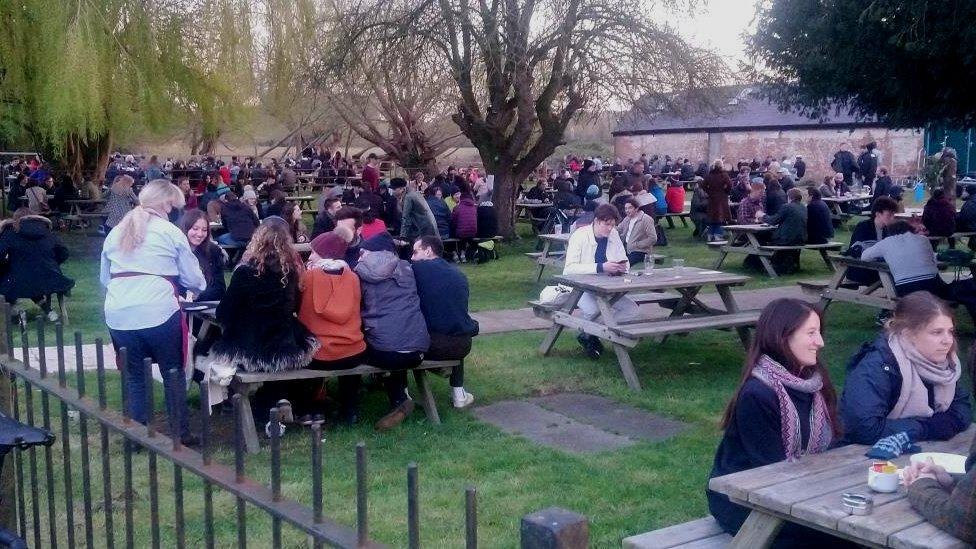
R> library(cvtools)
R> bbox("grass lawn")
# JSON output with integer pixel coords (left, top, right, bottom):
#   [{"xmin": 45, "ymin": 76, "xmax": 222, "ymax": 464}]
[{"xmin": 11, "ymin": 202, "xmax": 973, "ymax": 547}]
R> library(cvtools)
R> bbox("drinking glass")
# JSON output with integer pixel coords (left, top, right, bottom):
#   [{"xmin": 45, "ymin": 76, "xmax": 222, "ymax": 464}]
[
  {"xmin": 673, "ymin": 258, "xmax": 685, "ymax": 274},
  {"xmin": 643, "ymin": 254, "xmax": 654, "ymax": 276}
]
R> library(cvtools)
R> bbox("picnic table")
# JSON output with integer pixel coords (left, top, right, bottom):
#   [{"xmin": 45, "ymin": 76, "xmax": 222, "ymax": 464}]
[
  {"xmin": 709, "ymin": 425, "xmax": 974, "ymax": 548},
  {"xmin": 65, "ymin": 198, "xmax": 105, "ymax": 215},
  {"xmin": 713, "ymin": 224, "xmax": 842, "ymax": 278},
  {"xmin": 822, "ymin": 193, "xmax": 871, "ymax": 214},
  {"xmin": 515, "ymin": 200, "xmax": 554, "ymax": 222},
  {"xmin": 805, "ymin": 255, "xmax": 900, "ymax": 312},
  {"xmin": 285, "ymin": 195, "xmax": 316, "ymax": 211},
  {"xmin": 536, "ymin": 267, "xmax": 758, "ymax": 390}
]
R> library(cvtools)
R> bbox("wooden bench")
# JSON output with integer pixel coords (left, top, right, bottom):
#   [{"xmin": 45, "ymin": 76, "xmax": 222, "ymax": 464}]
[
  {"xmin": 927, "ymin": 231, "xmax": 976, "ymax": 248},
  {"xmin": 609, "ymin": 310, "xmax": 761, "ymax": 349},
  {"xmin": 230, "ymin": 360, "xmax": 460, "ymax": 453},
  {"xmin": 659, "ymin": 211, "xmax": 690, "ymax": 229},
  {"xmin": 757, "ymin": 241, "xmax": 843, "ymax": 270},
  {"xmin": 623, "ymin": 516, "xmax": 730, "ymax": 548}
]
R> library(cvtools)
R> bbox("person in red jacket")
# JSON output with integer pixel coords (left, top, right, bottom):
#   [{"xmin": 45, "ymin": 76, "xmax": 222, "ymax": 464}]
[
  {"xmin": 296, "ymin": 231, "xmax": 368, "ymax": 424},
  {"xmin": 361, "ymin": 153, "xmax": 380, "ymax": 193},
  {"xmin": 451, "ymin": 181, "xmax": 479, "ymax": 261}
]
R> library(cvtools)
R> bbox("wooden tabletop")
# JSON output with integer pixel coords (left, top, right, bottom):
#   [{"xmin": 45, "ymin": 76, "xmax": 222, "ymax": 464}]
[
  {"xmin": 723, "ymin": 224, "xmax": 777, "ymax": 232},
  {"xmin": 709, "ymin": 425, "xmax": 974, "ymax": 548},
  {"xmin": 538, "ymin": 233, "xmax": 571, "ymax": 243},
  {"xmin": 827, "ymin": 254, "xmax": 891, "ymax": 271},
  {"xmin": 552, "ymin": 267, "xmax": 750, "ymax": 294},
  {"xmin": 823, "ymin": 194, "xmax": 871, "ymax": 203},
  {"xmin": 66, "ymin": 199, "xmax": 105, "ymax": 204},
  {"xmin": 516, "ymin": 201, "xmax": 554, "ymax": 208}
]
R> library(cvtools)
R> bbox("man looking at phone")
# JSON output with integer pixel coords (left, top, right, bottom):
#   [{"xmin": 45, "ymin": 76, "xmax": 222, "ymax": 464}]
[{"xmin": 563, "ymin": 203, "xmax": 638, "ymax": 359}]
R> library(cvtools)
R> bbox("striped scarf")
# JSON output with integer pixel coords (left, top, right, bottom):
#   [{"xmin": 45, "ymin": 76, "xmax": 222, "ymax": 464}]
[{"xmin": 752, "ymin": 355, "xmax": 833, "ymax": 461}]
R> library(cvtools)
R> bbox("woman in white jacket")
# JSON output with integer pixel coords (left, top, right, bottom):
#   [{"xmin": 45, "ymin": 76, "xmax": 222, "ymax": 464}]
[{"xmin": 563, "ymin": 204, "xmax": 638, "ymax": 358}]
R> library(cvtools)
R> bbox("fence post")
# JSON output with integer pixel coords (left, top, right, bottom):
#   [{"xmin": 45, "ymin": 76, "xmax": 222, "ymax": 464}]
[
  {"xmin": 520, "ymin": 507, "xmax": 588, "ymax": 549},
  {"xmin": 0, "ymin": 299, "xmax": 15, "ymax": 535}
]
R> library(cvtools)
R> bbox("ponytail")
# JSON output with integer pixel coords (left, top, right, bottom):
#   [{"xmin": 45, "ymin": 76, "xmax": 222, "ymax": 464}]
[
  {"xmin": 116, "ymin": 206, "xmax": 153, "ymax": 253},
  {"xmin": 115, "ymin": 179, "xmax": 185, "ymax": 254}
]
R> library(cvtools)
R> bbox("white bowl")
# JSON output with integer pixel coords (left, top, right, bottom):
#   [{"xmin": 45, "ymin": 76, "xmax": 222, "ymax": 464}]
[{"xmin": 910, "ymin": 452, "xmax": 968, "ymax": 475}]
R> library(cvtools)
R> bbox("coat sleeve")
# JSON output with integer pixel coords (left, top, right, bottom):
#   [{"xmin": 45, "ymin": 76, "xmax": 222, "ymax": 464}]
[
  {"xmin": 734, "ymin": 386, "xmax": 787, "ymax": 466},
  {"xmin": 52, "ymin": 236, "xmax": 69, "ymax": 264},
  {"xmin": 215, "ymin": 267, "xmax": 248, "ymax": 325},
  {"xmin": 942, "ymin": 381, "xmax": 973, "ymax": 434},
  {"xmin": 840, "ymin": 359, "xmax": 927, "ymax": 444},
  {"xmin": 907, "ymin": 473, "xmax": 976, "ymax": 544},
  {"xmin": 174, "ymin": 232, "xmax": 207, "ymax": 296},
  {"xmin": 563, "ymin": 230, "xmax": 598, "ymax": 274},
  {"xmin": 860, "ymin": 238, "xmax": 887, "ymax": 261}
]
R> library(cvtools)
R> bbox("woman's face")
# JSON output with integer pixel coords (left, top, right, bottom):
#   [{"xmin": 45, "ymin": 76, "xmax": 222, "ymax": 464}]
[
  {"xmin": 187, "ymin": 218, "xmax": 208, "ymax": 247},
  {"xmin": 787, "ymin": 312, "xmax": 824, "ymax": 369},
  {"xmin": 907, "ymin": 314, "xmax": 955, "ymax": 363}
]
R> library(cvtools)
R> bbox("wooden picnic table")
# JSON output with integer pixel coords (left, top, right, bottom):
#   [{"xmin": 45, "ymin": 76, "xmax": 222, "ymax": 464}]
[
  {"xmin": 537, "ymin": 267, "xmax": 757, "ymax": 390},
  {"xmin": 285, "ymin": 195, "xmax": 316, "ymax": 211},
  {"xmin": 709, "ymin": 425, "xmax": 974, "ymax": 548},
  {"xmin": 822, "ymin": 193, "xmax": 871, "ymax": 218},
  {"xmin": 714, "ymin": 224, "xmax": 778, "ymax": 276},
  {"xmin": 65, "ymin": 198, "xmax": 105, "ymax": 215},
  {"xmin": 811, "ymin": 254, "xmax": 900, "ymax": 312}
]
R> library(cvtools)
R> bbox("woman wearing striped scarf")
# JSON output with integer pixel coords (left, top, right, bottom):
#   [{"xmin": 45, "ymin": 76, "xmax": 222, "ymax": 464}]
[{"xmin": 706, "ymin": 299, "xmax": 853, "ymax": 547}]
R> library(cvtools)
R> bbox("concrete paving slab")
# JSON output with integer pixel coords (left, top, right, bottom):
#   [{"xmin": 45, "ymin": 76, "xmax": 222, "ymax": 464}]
[
  {"xmin": 530, "ymin": 393, "xmax": 687, "ymax": 443},
  {"xmin": 472, "ymin": 400, "xmax": 635, "ymax": 454}
]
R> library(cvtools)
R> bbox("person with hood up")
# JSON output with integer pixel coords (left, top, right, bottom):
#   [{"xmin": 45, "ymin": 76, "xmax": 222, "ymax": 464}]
[
  {"xmin": 355, "ymin": 235, "xmax": 430, "ymax": 430},
  {"xmin": 392, "ymin": 178, "xmax": 438, "ymax": 240},
  {"xmin": 294, "ymin": 228, "xmax": 368, "ymax": 424},
  {"xmin": 0, "ymin": 208, "xmax": 74, "ymax": 322},
  {"xmin": 576, "ymin": 159, "xmax": 601, "ymax": 202},
  {"xmin": 451, "ymin": 181, "xmax": 479, "ymax": 262}
]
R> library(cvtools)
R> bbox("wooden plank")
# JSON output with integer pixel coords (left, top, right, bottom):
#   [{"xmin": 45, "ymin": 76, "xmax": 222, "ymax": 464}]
[
  {"xmin": 790, "ymin": 481, "xmax": 905, "ymax": 532},
  {"xmin": 611, "ymin": 311, "xmax": 760, "ymax": 339},
  {"xmin": 550, "ymin": 312, "xmax": 640, "ymax": 348},
  {"xmin": 820, "ymin": 287, "xmax": 897, "ymax": 310},
  {"xmin": 676, "ymin": 535, "xmax": 732, "ymax": 549},
  {"xmin": 553, "ymin": 269, "xmax": 751, "ymax": 294},
  {"xmin": 747, "ymin": 460, "xmax": 871, "ymax": 515},
  {"xmin": 827, "ymin": 254, "xmax": 892, "ymax": 271},
  {"xmin": 235, "ymin": 360, "xmax": 460, "ymax": 383},
  {"xmin": 622, "ymin": 517, "xmax": 726, "ymax": 549},
  {"xmin": 729, "ymin": 510, "xmax": 783, "ymax": 549},
  {"xmin": 888, "ymin": 522, "xmax": 969, "ymax": 549},
  {"xmin": 838, "ymin": 497, "xmax": 925, "ymax": 546}
]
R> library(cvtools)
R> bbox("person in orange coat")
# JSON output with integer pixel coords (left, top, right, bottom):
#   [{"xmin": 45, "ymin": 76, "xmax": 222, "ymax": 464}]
[{"xmin": 297, "ymin": 227, "xmax": 367, "ymax": 424}]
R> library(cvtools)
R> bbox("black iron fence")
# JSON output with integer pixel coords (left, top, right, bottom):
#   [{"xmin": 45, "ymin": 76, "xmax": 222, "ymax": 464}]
[{"xmin": 0, "ymin": 312, "xmax": 480, "ymax": 548}]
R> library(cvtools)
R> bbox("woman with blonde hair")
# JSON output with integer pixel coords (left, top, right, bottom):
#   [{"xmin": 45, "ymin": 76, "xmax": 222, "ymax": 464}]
[
  {"xmin": 103, "ymin": 174, "xmax": 139, "ymax": 230},
  {"xmin": 100, "ymin": 179, "xmax": 206, "ymax": 445}
]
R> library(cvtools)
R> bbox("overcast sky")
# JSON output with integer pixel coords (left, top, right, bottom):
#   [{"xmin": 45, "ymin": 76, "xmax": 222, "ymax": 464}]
[{"xmin": 675, "ymin": 0, "xmax": 760, "ymax": 64}]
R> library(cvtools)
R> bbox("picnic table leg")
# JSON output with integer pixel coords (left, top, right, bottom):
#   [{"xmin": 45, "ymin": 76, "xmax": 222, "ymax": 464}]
[
  {"xmin": 538, "ymin": 289, "xmax": 584, "ymax": 355},
  {"xmin": 879, "ymin": 272, "xmax": 899, "ymax": 310},
  {"xmin": 680, "ymin": 216, "xmax": 688, "ymax": 227},
  {"xmin": 594, "ymin": 295, "xmax": 642, "ymax": 391},
  {"xmin": 412, "ymin": 370, "xmax": 441, "ymax": 425},
  {"xmin": 536, "ymin": 240, "xmax": 552, "ymax": 282},
  {"xmin": 231, "ymin": 380, "xmax": 262, "ymax": 454},
  {"xmin": 819, "ymin": 249, "xmax": 835, "ymax": 270},
  {"xmin": 716, "ymin": 284, "xmax": 751, "ymax": 349},
  {"xmin": 730, "ymin": 510, "xmax": 784, "ymax": 549},
  {"xmin": 744, "ymin": 233, "xmax": 778, "ymax": 278},
  {"xmin": 666, "ymin": 216, "xmax": 675, "ymax": 229},
  {"xmin": 713, "ymin": 247, "xmax": 729, "ymax": 269}
]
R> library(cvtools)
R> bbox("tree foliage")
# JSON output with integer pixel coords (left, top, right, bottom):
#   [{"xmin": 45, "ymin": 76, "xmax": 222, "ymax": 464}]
[
  {"xmin": 0, "ymin": 0, "xmax": 254, "ymax": 179},
  {"xmin": 334, "ymin": 0, "xmax": 726, "ymax": 234},
  {"xmin": 749, "ymin": 0, "xmax": 976, "ymax": 129}
]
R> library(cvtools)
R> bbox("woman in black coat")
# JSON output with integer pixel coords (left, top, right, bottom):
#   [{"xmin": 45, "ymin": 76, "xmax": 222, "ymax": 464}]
[
  {"xmin": 179, "ymin": 209, "xmax": 226, "ymax": 302},
  {"xmin": 0, "ymin": 209, "xmax": 74, "ymax": 320},
  {"xmin": 805, "ymin": 187, "xmax": 834, "ymax": 244},
  {"xmin": 210, "ymin": 217, "xmax": 317, "ymax": 374}
]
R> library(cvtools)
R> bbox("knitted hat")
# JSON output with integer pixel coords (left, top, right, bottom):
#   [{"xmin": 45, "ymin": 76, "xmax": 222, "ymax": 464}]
[
  {"xmin": 310, "ymin": 232, "xmax": 348, "ymax": 260},
  {"xmin": 242, "ymin": 189, "xmax": 257, "ymax": 201},
  {"xmin": 586, "ymin": 184, "xmax": 600, "ymax": 198},
  {"xmin": 215, "ymin": 183, "xmax": 231, "ymax": 197}
]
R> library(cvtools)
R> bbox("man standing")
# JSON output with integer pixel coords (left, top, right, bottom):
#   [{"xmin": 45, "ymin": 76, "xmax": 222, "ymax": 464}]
[
  {"xmin": 857, "ymin": 142, "xmax": 879, "ymax": 191},
  {"xmin": 793, "ymin": 155, "xmax": 806, "ymax": 179},
  {"xmin": 391, "ymin": 177, "xmax": 437, "ymax": 240},
  {"xmin": 411, "ymin": 236, "xmax": 479, "ymax": 408},
  {"xmin": 362, "ymin": 153, "xmax": 381, "ymax": 193},
  {"xmin": 831, "ymin": 143, "xmax": 859, "ymax": 187}
]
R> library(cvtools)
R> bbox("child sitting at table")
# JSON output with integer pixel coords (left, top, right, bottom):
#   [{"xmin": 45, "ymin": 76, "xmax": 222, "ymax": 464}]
[
  {"xmin": 707, "ymin": 299, "xmax": 854, "ymax": 547},
  {"xmin": 841, "ymin": 291, "xmax": 971, "ymax": 445}
]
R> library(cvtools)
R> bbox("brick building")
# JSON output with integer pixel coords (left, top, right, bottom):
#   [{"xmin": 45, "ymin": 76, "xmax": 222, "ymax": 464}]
[{"xmin": 612, "ymin": 88, "xmax": 924, "ymax": 180}]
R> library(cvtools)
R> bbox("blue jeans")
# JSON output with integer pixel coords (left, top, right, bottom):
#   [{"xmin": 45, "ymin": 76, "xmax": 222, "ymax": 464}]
[
  {"xmin": 216, "ymin": 232, "xmax": 241, "ymax": 247},
  {"xmin": 708, "ymin": 223, "xmax": 725, "ymax": 237},
  {"xmin": 109, "ymin": 312, "xmax": 189, "ymax": 437}
]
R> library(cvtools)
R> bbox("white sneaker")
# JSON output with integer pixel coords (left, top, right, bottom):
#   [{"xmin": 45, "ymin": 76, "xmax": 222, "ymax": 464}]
[
  {"xmin": 452, "ymin": 391, "xmax": 475, "ymax": 409},
  {"xmin": 46, "ymin": 310, "xmax": 59, "ymax": 323}
]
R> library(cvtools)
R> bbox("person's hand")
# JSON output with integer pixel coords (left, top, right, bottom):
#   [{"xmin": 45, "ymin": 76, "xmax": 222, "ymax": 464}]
[
  {"xmin": 602, "ymin": 261, "xmax": 627, "ymax": 274},
  {"xmin": 918, "ymin": 458, "xmax": 955, "ymax": 488}
]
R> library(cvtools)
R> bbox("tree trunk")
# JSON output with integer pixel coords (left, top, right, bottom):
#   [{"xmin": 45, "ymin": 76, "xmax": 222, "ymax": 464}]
[
  {"xmin": 61, "ymin": 132, "xmax": 112, "ymax": 184},
  {"xmin": 491, "ymin": 170, "xmax": 519, "ymax": 239}
]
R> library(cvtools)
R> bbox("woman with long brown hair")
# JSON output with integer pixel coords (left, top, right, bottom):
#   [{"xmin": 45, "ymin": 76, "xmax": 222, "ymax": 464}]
[
  {"xmin": 707, "ymin": 298, "xmax": 850, "ymax": 547},
  {"xmin": 210, "ymin": 216, "xmax": 317, "ymax": 378},
  {"xmin": 178, "ymin": 209, "xmax": 225, "ymax": 302},
  {"xmin": 841, "ymin": 291, "xmax": 971, "ymax": 445}
]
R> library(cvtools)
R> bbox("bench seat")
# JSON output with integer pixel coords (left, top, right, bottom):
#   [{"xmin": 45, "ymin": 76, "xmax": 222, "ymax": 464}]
[
  {"xmin": 623, "ymin": 516, "xmax": 731, "ymax": 548},
  {"xmin": 228, "ymin": 359, "xmax": 460, "ymax": 453},
  {"xmin": 528, "ymin": 291, "xmax": 682, "ymax": 318},
  {"xmin": 610, "ymin": 310, "xmax": 760, "ymax": 339},
  {"xmin": 524, "ymin": 251, "xmax": 567, "ymax": 259},
  {"xmin": 758, "ymin": 241, "xmax": 843, "ymax": 252}
]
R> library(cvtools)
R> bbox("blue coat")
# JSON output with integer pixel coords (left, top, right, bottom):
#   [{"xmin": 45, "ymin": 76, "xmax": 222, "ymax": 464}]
[{"xmin": 840, "ymin": 333, "xmax": 972, "ymax": 444}]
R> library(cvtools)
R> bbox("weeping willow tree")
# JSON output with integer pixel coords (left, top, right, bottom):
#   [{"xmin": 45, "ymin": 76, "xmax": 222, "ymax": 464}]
[{"xmin": 0, "ymin": 0, "xmax": 255, "ymax": 182}]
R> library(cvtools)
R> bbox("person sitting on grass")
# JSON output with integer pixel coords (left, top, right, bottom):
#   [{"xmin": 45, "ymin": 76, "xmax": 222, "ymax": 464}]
[
  {"xmin": 841, "ymin": 291, "xmax": 971, "ymax": 445},
  {"xmin": 0, "ymin": 208, "xmax": 74, "ymax": 323},
  {"xmin": 805, "ymin": 186, "xmax": 834, "ymax": 245},
  {"xmin": 355, "ymin": 235, "xmax": 430, "ymax": 430},
  {"xmin": 295, "ymin": 228, "xmax": 366, "ymax": 425},
  {"xmin": 617, "ymin": 197, "xmax": 656, "ymax": 266},
  {"xmin": 411, "ymin": 235, "xmax": 480, "ymax": 408},
  {"xmin": 859, "ymin": 221, "xmax": 976, "ymax": 323},
  {"xmin": 564, "ymin": 204, "xmax": 635, "ymax": 359},
  {"xmin": 902, "ymin": 345, "xmax": 976, "ymax": 545},
  {"xmin": 707, "ymin": 299, "xmax": 854, "ymax": 548}
]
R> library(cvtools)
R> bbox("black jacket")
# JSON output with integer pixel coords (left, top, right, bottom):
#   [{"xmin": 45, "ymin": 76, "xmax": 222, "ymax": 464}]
[
  {"xmin": 794, "ymin": 159, "xmax": 806, "ymax": 179},
  {"xmin": 858, "ymin": 150, "xmax": 879, "ymax": 180},
  {"xmin": 211, "ymin": 264, "xmax": 316, "ymax": 372},
  {"xmin": 764, "ymin": 187, "xmax": 787, "ymax": 216},
  {"xmin": 476, "ymin": 205, "xmax": 498, "ymax": 238},
  {"xmin": 221, "ymin": 200, "xmax": 259, "ymax": 242},
  {"xmin": 840, "ymin": 333, "xmax": 972, "ymax": 444},
  {"xmin": 195, "ymin": 242, "xmax": 226, "ymax": 302},
  {"xmin": 763, "ymin": 201, "xmax": 806, "ymax": 246},
  {"xmin": 412, "ymin": 258, "xmax": 480, "ymax": 337},
  {"xmin": 0, "ymin": 216, "xmax": 74, "ymax": 300},
  {"xmin": 311, "ymin": 213, "xmax": 335, "ymax": 239},
  {"xmin": 806, "ymin": 199, "xmax": 834, "ymax": 244},
  {"xmin": 959, "ymin": 196, "xmax": 976, "ymax": 232},
  {"xmin": 831, "ymin": 150, "xmax": 859, "ymax": 182}
]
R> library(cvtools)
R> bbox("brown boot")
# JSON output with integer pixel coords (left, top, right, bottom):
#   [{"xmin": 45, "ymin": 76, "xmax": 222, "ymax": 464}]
[{"xmin": 375, "ymin": 400, "xmax": 415, "ymax": 431}]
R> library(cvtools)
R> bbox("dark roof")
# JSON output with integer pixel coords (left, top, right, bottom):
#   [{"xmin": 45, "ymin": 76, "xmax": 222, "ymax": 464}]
[{"xmin": 613, "ymin": 87, "xmax": 885, "ymax": 135}]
